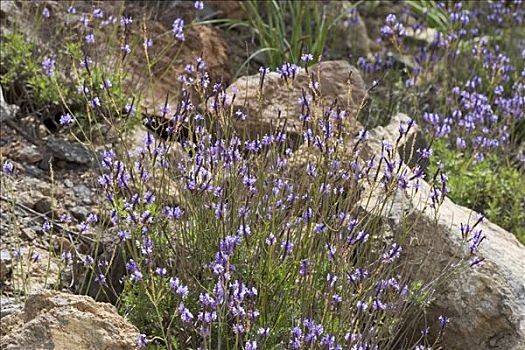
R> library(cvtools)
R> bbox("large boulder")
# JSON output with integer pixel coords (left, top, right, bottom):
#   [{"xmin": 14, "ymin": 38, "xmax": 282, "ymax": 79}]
[
  {"xmin": 361, "ymin": 115, "xmax": 525, "ymax": 349},
  {"xmin": 224, "ymin": 60, "xmax": 367, "ymax": 147},
  {"xmin": 1, "ymin": 290, "xmax": 139, "ymax": 349}
]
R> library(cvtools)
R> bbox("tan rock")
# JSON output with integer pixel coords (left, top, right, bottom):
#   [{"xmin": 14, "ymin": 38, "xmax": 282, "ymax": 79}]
[
  {"xmin": 1, "ymin": 290, "xmax": 139, "ymax": 350},
  {"xmin": 361, "ymin": 115, "xmax": 525, "ymax": 350},
  {"xmin": 225, "ymin": 60, "xmax": 367, "ymax": 147}
]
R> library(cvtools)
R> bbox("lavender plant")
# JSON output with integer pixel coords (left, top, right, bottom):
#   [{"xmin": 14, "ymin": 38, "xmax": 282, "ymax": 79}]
[
  {"xmin": 357, "ymin": 1, "xmax": 525, "ymax": 241},
  {"xmin": 2, "ymin": 1, "xmax": 513, "ymax": 350}
]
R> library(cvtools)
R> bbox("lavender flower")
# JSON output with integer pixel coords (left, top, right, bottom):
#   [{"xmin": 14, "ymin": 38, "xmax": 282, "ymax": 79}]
[
  {"xmin": 136, "ymin": 334, "xmax": 148, "ymax": 348},
  {"xmin": 194, "ymin": 1, "xmax": 204, "ymax": 10},
  {"xmin": 42, "ymin": 57, "xmax": 55, "ymax": 76},
  {"xmin": 42, "ymin": 7, "xmax": 50, "ymax": 18},
  {"xmin": 2, "ymin": 160, "xmax": 14, "ymax": 174},
  {"xmin": 172, "ymin": 18, "xmax": 185, "ymax": 41},
  {"xmin": 59, "ymin": 113, "xmax": 74, "ymax": 126},
  {"xmin": 85, "ymin": 33, "xmax": 95, "ymax": 44}
]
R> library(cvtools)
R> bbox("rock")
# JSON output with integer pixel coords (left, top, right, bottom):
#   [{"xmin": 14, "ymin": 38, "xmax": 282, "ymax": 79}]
[
  {"xmin": 0, "ymin": 86, "xmax": 19, "ymax": 122},
  {"xmin": 33, "ymin": 197, "xmax": 52, "ymax": 215},
  {"xmin": 20, "ymin": 227, "xmax": 37, "ymax": 241},
  {"xmin": 361, "ymin": 116, "xmax": 525, "ymax": 350},
  {"xmin": 0, "ymin": 249, "xmax": 12, "ymax": 283},
  {"xmin": 11, "ymin": 248, "xmax": 60, "ymax": 294},
  {"xmin": 364, "ymin": 113, "xmax": 428, "ymax": 168},
  {"xmin": 45, "ymin": 136, "xmax": 94, "ymax": 167},
  {"xmin": 207, "ymin": 1, "xmax": 247, "ymax": 20},
  {"xmin": 0, "ymin": 297, "xmax": 22, "ymax": 320},
  {"xmin": 70, "ymin": 206, "xmax": 89, "ymax": 222},
  {"xmin": 124, "ymin": 10, "xmax": 231, "ymax": 116},
  {"xmin": 336, "ymin": 6, "xmax": 374, "ymax": 58},
  {"xmin": 75, "ymin": 229, "xmax": 127, "ymax": 304},
  {"xmin": 224, "ymin": 60, "xmax": 367, "ymax": 148},
  {"xmin": 73, "ymin": 184, "xmax": 93, "ymax": 205},
  {"xmin": 0, "ymin": 290, "xmax": 140, "ymax": 350},
  {"xmin": 10, "ymin": 143, "xmax": 42, "ymax": 164}
]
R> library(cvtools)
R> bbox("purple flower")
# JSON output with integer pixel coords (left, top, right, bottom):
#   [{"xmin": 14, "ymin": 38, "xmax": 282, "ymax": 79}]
[
  {"xmin": 301, "ymin": 53, "xmax": 314, "ymax": 63},
  {"xmin": 136, "ymin": 334, "xmax": 148, "ymax": 348},
  {"xmin": 120, "ymin": 16, "xmax": 133, "ymax": 26},
  {"xmin": 42, "ymin": 57, "xmax": 55, "ymax": 76},
  {"xmin": 172, "ymin": 18, "xmax": 185, "ymax": 41},
  {"xmin": 356, "ymin": 300, "xmax": 368, "ymax": 312},
  {"xmin": 42, "ymin": 7, "xmax": 50, "ymax": 18},
  {"xmin": 194, "ymin": 1, "xmax": 204, "ymax": 10},
  {"xmin": 59, "ymin": 113, "xmax": 74, "ymax": 126},
  {"xmin": 299, "ymin": 259, "xmax": 310, "ymax": 276},
  {"xmin": 3, "ymin": 160, "xmax": 14, "ymax": 174},
  {"xmin": 31, "ymin": 251, "xmax": 42, "ymax": 263},
  {"xmin": 61, "ymin": 251, "xmax": 72, "ymax": 265},
  {"xmin": 90, "ymin": 97, "xmax": 101, "ymax": 108},
  {"xmin": 245, "ymin": 340, "xmax": 257, "ymax": 350},
  {"xmin": 258, "ymin": 327, "xmax": 270, "ymax": 337},
  {"xmin": 42, "ymin": 220, "xmax": 52, "ymax": 233},
  {"xmin": 382, "ymin": 243, "xmax": 402, "ymax": 263},
  {"xmin": 95, "ymin": 274, "xmax": 106, "ymax": 285},
  {"xmin": 438, "ymin": 315, "xmax": 450, "ymax": 328},
  {"xmin": 178, "ymin": 302, "xmax": 194, "ymax": 322},
  {"xmin": 281, "ymin": 240, "xmax": 294, "ymax": 255},
  {"xmin": 85, "ymin": 33, "xmax": 95, "ymax": 44},
  {"xmin": 121, "ymin": 44, "xmax": 131, "ymax": 54}
]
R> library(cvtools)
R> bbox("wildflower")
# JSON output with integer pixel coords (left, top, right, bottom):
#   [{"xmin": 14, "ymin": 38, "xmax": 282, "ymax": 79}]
[
  {"xmin": 281, "ymin": 240, "xmax": 294, "ymax": 255},
  {"xmin": 235, "ymin": 109, "xmax": 247, "ymax": 120},
  {"xmin": 59, "ymin": 113, "xmax": 74, "ymax": 126},
  {"xmin": 61, "ymin": 251, "xmax": 72, "ymax": 265},
  {"xmin": 265, "ymin": 233, "xmax": 276, "ymax": 246},
  {"xmin": 92, "ymin": 273, "xmax": 106, "ymax": 285},
  {"xmin": 136, "ymin": 334, "xmax": 148, "ymax": 348},
  {"xmin": 299, "ymin": 259, "xmax": 310, "ymax": 276},
  {"xmin": 86, "ymin": 213, "xmax": 98, "ymax": 223},
  {"xmin": 194, "ymin": 1, "xmax": 204, "ymax": 10},
  {"xmin": 67, "ymin": 6, "xmax": 76, "ymax": 14},
  {"xmin": 258, "ymin": 327, "xmax": 270, "ymax": 337},
  {"xmin": 2, "ymin": 160, "xmax": 14, "ymax": 174},
  {"xmin": 356, "ymin": 300, "xmax": 368, "ymax": 312},
  {"xmin": 90, "ymin": 97, "xmax": 101, "ymax": 108},
  {"xmin": 120, "ymin": 16, "xmax": 133, "ymax": 26},
  {"xmin": 301, "ymin": 53, "xmax": 314, "ymax": 63},
  {"xmin": 245, "ymin": 340, "xmax": 257, "ymax": 350},
  {"xmin": 172, "ymin": 18, "xmax": 185, "ymax": 41},
  {"xmin": 42, "ymin": 221, "xmax": 52, "ymax": 233},
  {"xmin": 85, "ymin": 33, "xmax": 95, "ymax": 44},
  {"xmin": 31, "ymin": 251, "xmax": 42, "ymax": 263},
  {"xmin": 42, "ymin": 7, "xmax": 50, "ymax": 18},
  {"xmin": 438, "ymin": 315, "xmax": 450, "ymax": 328},
  {"xmin": 42, "ymin": 57, "xmax": 55, "ymax": 76},
  {"xmin": 178, "ymin": 303, "xmax": 194, "ymax": 322},
  {"xmin": 382, "ymin": 243, "xmax": 402, "ymax": 263},
  {"xmin": 121, "ymin": 44, "xmax": 131, "ymax": 54}
]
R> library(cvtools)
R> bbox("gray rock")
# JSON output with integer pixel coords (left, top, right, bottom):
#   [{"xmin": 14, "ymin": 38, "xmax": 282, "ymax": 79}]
[
  {"xmin": 0, "ymin": 297, "xmax": 22, "ymax": 318},
  {"xmin": 33, "ymin": 197, "xmax": 52, "ymax": 215},
  {"xmin": 0, "ymin": 87, "xmax": 19, "ymax": 122},
  {"xmin": 45, "ymin": 136, "xmax": 94, "ymax": 167},
  {"xmin": 0, "ymin": 250, "xmax": 12, "ymax": 283},
  {"xmin": 70, "ymin": 206, "xmax": 89, "ymax": 222},
  {"xmin": 73, "ymin": 184, "xmax": 93, "ymax": 205}
]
